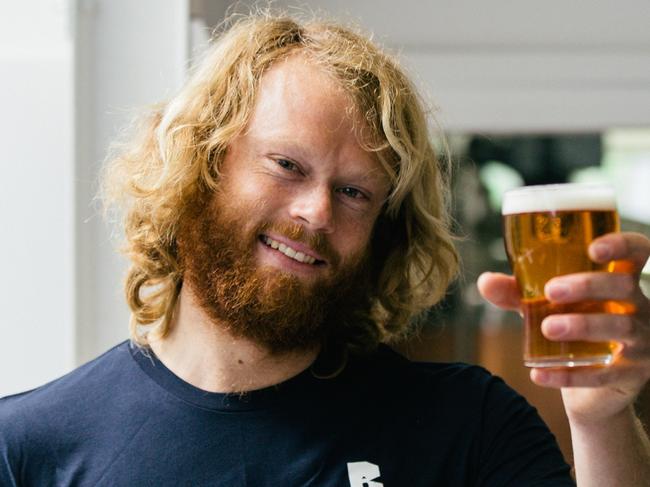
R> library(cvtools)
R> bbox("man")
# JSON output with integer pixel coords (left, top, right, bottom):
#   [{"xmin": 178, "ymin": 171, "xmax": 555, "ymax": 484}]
[{"xmin": 1, "ymin": 13, "xmax": 649, "ymax": 486}]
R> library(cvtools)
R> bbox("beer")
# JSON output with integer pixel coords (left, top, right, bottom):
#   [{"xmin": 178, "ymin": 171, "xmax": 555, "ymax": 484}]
[{"xmin": 502, "ymin": 184, "xmax": 620, "ymax": 367}]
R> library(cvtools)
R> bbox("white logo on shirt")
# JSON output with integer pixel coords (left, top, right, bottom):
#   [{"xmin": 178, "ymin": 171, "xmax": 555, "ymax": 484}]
[{"xmin": 346, "ymin": 461, "xmax": 383, "ymax": 487}]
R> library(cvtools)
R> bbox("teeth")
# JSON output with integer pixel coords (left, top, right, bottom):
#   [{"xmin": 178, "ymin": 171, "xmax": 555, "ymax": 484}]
[{"xmin": 262, "ymin": 236, "xmax": 317, "ymax": 265}]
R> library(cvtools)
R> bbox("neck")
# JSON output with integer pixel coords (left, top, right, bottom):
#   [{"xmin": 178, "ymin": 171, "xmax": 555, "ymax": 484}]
[{"xmin": 147, "ymin": 285, "xmax": 320, "ymax": 393}]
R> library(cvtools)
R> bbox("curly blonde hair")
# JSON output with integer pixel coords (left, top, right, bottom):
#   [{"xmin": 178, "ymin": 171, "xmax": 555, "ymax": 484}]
[{"xmin": 102, "ymin": 11, "xmax": 459, "ymax": 350}]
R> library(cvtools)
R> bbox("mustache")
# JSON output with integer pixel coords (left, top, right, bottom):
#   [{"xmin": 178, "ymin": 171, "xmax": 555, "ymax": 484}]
[{"xmin": 260, "ymin": 221, "xmax": 341, "ymax": 267}]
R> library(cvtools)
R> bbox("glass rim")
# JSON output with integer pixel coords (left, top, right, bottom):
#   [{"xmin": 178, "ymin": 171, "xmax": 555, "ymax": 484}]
[
  {"xmin": 503, "ymin": 182, "xmax": 614, "ymax": 195},
  {"xmin": 502, "ymin": 183, "xmax": 617, "ymax": 215}
]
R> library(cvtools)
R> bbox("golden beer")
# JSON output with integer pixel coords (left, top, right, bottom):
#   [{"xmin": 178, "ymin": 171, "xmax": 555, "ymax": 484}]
[{"xmin": 502, "ymin": 184, "xmax": 620, "ymax": 367}]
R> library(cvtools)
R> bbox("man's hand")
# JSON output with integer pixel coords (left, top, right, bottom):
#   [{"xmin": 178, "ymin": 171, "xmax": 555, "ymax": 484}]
[{"xmin": 477, "ymin": 232, "xmax": 650, "ymax": 425}]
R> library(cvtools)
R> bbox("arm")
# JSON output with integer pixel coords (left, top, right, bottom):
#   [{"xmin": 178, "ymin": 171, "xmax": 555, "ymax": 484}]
[
  {"xmin": 568, "ymin": 405, "xmax": 650, "ymax": 486},
  {"xmin": 478, "ymin": 232, "xmax": 650, "ymax": 487}
]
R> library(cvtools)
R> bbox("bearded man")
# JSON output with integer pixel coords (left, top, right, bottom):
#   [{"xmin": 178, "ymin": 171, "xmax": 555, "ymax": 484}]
[{"xmin": 2, "ymin": 13, "xmax": 649, "ymax": 487}]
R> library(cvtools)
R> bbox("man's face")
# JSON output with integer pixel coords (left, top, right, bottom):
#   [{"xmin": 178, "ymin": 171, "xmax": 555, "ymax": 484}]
[{"xmin": 178, "ymin": 55, "xmax": 390, "ymax": 353}]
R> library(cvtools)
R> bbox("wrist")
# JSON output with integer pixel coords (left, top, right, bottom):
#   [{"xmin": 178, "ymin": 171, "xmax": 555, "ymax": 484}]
[
  {"xmin": 567, "ymin": 403, "xmax": 636, "ymax": 432},
  {"xmin": 568, "ymin": 403, "xmax": 650, "ymax": 486}
]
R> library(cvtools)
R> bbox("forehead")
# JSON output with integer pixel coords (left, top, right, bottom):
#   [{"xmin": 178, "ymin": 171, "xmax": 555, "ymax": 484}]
[
  {"xmin": 243, "ymin": 55, "xmax": 388, "ymax": 182},
  {"xmin": 251, "ymin": 55, "xmax": 352, "ymax": 132},
  {"xmin": 250, "ymin": 56, "xmax": 371, "ymax": 148}
]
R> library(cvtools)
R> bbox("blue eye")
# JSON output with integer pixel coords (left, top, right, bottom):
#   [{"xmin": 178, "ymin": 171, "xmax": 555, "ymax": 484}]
[
  {"xmin": 277, "ymin": 159, "xmax": 298, "ymax": 171},
  {"xmin": 337, "ymin": 187, "xmax": 365, "ymax": 199}
]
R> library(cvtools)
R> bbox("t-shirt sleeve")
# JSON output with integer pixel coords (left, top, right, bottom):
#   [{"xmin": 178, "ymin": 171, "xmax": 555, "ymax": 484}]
[
  {"xmin": 0, "ymin": 450, "xmax": 20, "ymax": 487},
  {"xmin": 476, "ymin": 373, "xmax": 575, "ymax": 486},
  {"xmin": 0, "ymin": 405, "xmax": 21, "ymax": 487}
]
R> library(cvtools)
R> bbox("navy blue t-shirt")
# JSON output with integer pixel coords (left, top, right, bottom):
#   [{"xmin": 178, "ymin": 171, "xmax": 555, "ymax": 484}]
[{"xmin": 0, "ymin": 341, "xmax": 574, "ymax": 486}]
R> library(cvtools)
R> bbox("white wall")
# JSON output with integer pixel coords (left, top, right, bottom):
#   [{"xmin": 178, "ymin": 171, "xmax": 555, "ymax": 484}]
[
  {"xmin": 0, "ymin": 0, "xmax": 75, "ymax": 396},
  {"xmin": 74, "ymin": 0, "xmax": 190, "ymax": 365},
  {"xmin": 0, "ymin": 0, "xmax": 190, "ymax": 397}
]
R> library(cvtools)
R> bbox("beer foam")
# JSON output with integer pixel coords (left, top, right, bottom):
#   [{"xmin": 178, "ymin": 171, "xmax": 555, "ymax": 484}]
[{"xmin": 502, "ymin": 184, "xmax": 616, "ymax": 215}]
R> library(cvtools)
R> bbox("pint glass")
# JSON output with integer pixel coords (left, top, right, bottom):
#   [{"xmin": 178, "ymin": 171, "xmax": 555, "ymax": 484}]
[{"xmin": 502, "ymin": 183, "xmax": 620, "ymax": 367}]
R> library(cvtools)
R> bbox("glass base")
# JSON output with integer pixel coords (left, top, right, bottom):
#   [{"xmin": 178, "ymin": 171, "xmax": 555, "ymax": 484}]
[{"xmin": 524, "ymin": 354, "xmax": 613, "ymax": 368}]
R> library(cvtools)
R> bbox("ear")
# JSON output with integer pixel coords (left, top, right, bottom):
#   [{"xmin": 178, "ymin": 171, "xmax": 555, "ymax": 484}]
[{"xmin": 205, "ymin": 146, "xmax": 228, "ymax": 187}]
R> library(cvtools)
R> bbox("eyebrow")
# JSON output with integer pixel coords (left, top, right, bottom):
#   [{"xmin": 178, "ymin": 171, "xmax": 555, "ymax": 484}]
[
  {"xmin": 252, "ymin": 136, "xmax": 387, "ymax": 181},
  {"xmin": 255, "ymin": 137, "xmax": 312, "ymax": 163}
]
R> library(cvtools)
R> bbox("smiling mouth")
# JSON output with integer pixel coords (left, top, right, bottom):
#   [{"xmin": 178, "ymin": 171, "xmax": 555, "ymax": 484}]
[{"xmin": 259, "ymin": 235, "xmax": 325, "ymax": 266}]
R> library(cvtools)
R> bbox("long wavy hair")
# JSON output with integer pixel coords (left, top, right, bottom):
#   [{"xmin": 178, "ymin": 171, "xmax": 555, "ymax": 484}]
[{"xmin": 102, "ymin": 12, "xmax": 459, "ymax": 351}]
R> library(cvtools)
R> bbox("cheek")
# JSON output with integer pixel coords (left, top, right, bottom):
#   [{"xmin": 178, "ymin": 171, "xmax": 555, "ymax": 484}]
[
  {"xmin": 221, "ymin": 154, "xmax": 275, "ymax": 198},
  {"xmin": 229, "ymin": 174, "xmax": 266, "ymax": 201},
  {"xmin": 222, "ymin": 171, "xmax": 283, "ymax": 213},
  {"xmin": 334, "ymin": 215, "xmax": 376, "ymax": 256}
]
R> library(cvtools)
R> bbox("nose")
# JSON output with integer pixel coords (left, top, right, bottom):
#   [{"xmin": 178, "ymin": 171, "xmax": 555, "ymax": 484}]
[{"xmin": 289, "ymin": 185, "xmax": 335, "ymax": 233}]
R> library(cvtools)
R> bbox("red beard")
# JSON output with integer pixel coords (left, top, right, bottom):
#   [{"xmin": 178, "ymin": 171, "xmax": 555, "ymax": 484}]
[{"xmin": 176, "ymin": 190, "xmax": 372, "ymax": 355}]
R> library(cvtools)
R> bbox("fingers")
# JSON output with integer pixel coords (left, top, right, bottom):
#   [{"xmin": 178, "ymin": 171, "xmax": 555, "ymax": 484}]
[
  {"xmin": 531, "ymin": 365, "xmax": 616, "ymax": 389},
  {"xmin": 545, "ymin": 272, "xmax": 638, "ymax": 303},
  {"xmin": 478, "ymin": 233, "xmax": 650, "ymax": 312},
  {"xmin": 589, "ymin": 232, "xmax": 650, "ymax": 273},
  {"xmin": 530, "ymin": 363, "xmax": 650, "ymax": 389},
  {"xmin": 542, "ymin": 314, "xmax": 637, "ymax": 344},
  {"xmin": 541, "ymin": 313, "xmax": 650, "ymax": 359},
  {"xmin": 516, "ymin": 232, "xmax": 650, "ymax": 396},
  {"xmin": 477, "ymin": 272, "xmax": 521, "ymax": 311}
]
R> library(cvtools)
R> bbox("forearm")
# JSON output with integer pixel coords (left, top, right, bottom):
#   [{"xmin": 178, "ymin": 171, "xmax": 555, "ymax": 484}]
[{"xmin": 570, "ymin": 405, "xmax": 650, "ymax": 487}]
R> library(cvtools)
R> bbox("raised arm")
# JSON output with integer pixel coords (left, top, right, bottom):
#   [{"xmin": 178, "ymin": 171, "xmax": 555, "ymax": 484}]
[{"xmin": 478, "ymin": 232, "xmax": 650, "ymax": 487}]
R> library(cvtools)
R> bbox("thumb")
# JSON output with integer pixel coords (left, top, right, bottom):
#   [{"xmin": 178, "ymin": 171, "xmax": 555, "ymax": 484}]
[{"xmin": 477, "ymin": 272, "xmax": 521, "ymax": 311}]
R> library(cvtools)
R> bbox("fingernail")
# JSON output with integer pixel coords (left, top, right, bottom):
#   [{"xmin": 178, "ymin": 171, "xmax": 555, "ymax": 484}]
[
  {"xmin": 543, "ymin": 317, "xmax": 568, "ymax": 338},
  {"xmin": 591, "ymin": 242, "xmax": 611, "ymax": 261},
  {"xmin": 546, "ymin": 283, "xmax": 569, "ymax": 300}
]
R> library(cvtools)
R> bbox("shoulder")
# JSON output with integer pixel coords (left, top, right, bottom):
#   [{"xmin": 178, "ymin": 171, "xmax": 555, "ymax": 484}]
[
  {"xmin": 353, "ymin": 346, "xmax": 573, "ymax": 484},
  {"xmin": 351, "ymin": 344, "xmax": 504, "ymax": 400},
  {"xmin": 346, "ymin": 344, "xmax": 553, "ymax": 438},
  {"xmin": 0, "ymin": 341, "xmax": 137, "ymax": 438},
  {"xmin": 1, "ymin": 341, "xmax": 134, "ymax": 404},
  {"xmin": 0, "ymin": 341, "xmax": 142, "ymax": 483}
]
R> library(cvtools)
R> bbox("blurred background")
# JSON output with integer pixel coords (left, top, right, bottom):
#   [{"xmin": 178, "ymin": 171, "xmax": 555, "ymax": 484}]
[{"xmin": 2, "ymin": 0, "xmax": 649, "ymax": 464}]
